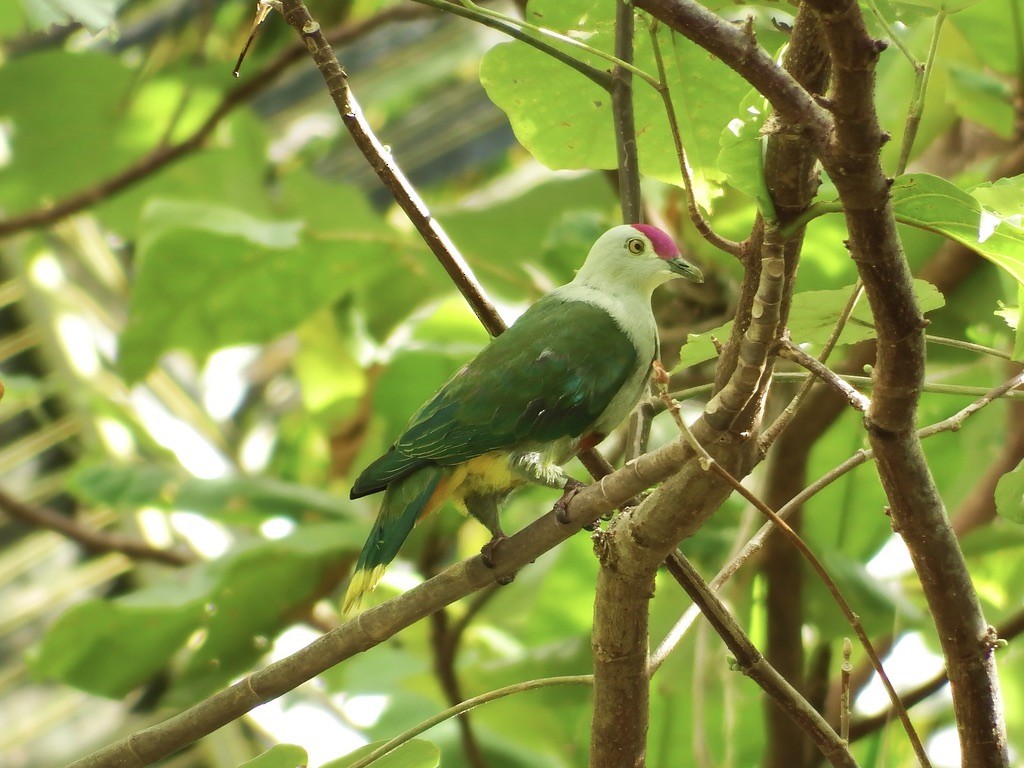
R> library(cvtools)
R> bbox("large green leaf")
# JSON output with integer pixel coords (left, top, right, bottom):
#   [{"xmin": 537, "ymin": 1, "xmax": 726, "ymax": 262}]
[
  {"xmin": 323, "ymin": 739, "xmax": 440, "ymax": 768},
  {"xmin": 0, "ymin": 52, "xmax": 137, "ymax": 210},
  {"xmin": 675, "ymin": 279, "xmax": 945, "ymax": 371},
  {"xmin": 892, "ymin": 173, "xmax": 1024, "ymax": 285},
  {"xmin": 718, "ymin": 90, "xmax": 775, "ymax": 221},
  {"xmin": 479, "ymin": 0, "xmax": 748, "ymax": 209},
  {"xmin": 120, "ymin": 197, "xmax": 394, "ymax": 382},
  {"xmin": 30, "ymin": 524, "xmax": 363, "ymax": 702}
]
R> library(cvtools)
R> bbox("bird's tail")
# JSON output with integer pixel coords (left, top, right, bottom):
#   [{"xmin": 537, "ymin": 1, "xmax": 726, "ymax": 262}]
[{"xmin": 342, "ymin": 465, "xmax": 445, "ymax": 614}]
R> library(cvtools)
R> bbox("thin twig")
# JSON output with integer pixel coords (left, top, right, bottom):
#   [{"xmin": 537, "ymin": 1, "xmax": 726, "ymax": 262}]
[
  {"xmin": 895, "ymin": 11, "xmax": 946, "ymax": 176},
  {"xmin": 613, "ymin": 0, "xmax": 642, "ymax": 224},
  {"xmin": 281, "ymin": 2, "xmax": 504, "ymax": 337},
  {"xmin": 411, "ymin": 0, "xmax": 613, "ymax": 89},
  {"xmin": 671, "ymin": 372, "xmax": 1024, "ymax": 406},
  {"xmin": 840, "ymin": 638, "xmax": 853, "ymax": 742},
  {"xmin": 0, "ymin": 487, "xmax": 194, "ymax": 567},
  {"xmin": 647, "ymin": 18, "xmax": 744, "ymax": 257},
  {"xmin": 776, "ymin": 338, "xmax": 871, "ymax": 413},
  {"xmin": 759, "ymin": 283, "xmax": 864, "ymax": 452},
  {"xmin": 346, "ymin": 676, "xmax": 593, "ymax": 768}
]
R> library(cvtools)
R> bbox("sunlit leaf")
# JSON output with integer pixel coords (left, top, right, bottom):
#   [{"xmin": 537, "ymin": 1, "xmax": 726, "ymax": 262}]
[
  {"xmin": 718, "ymin": 90, "xmax": 775, "ymax": 221},
  {"xmin": 892, "ymin": 173, "xmax": 1024, "ymax": 286}
]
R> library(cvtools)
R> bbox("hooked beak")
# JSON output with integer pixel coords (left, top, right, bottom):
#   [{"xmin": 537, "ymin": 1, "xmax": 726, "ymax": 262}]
[{"xmin": 666, "ymin": 257, "xmax": 704, "ymax": 284}]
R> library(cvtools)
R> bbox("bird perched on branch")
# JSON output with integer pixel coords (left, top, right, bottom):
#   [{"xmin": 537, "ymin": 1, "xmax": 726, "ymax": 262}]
[{"xmin": 343, "ymin": 224, "xmax": 703, "ymax": 612}]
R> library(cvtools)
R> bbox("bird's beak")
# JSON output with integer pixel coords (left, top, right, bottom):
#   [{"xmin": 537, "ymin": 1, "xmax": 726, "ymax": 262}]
[{"xmin": 666, "ymin": 257, "xmax": 704, "ymax": 284}]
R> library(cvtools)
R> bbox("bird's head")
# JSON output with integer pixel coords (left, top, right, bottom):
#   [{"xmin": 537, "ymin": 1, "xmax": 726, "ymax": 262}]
[{"xmin": 574, "ymin": 224, "xmax": 704, "ymax": 295}]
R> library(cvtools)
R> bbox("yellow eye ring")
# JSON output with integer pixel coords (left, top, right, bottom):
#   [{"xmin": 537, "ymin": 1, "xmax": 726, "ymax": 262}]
[{"xmin": 626, "ymin": 237, "xmax": 646, "ymax": 255}]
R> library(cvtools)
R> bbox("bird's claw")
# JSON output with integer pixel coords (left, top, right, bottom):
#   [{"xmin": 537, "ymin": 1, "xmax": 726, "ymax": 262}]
[
  {"xmin": 554, "ymin": 478, "xmax": 586, "ymax": 525},
  {"xmin": 480, "ymin": 535, "xmax": 515, "ymax": 584}
]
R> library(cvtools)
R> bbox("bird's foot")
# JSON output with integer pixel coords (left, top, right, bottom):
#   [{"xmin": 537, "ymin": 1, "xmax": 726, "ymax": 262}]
[
  {"xmin": 554, "ymin": 478, "xmax": 586, "ymax": 526},
  {"xmin": 480, "ymin": 535, "xmax": 515, "ymax": 584}
]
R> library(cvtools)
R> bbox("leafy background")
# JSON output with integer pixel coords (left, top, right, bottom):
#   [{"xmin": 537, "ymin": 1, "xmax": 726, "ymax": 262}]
[{"xmin": 0, "ymin": 0, "xmax": 1023, "ymax": 766}]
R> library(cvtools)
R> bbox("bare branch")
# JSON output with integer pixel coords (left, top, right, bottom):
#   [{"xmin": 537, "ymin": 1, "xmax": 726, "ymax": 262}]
[
  {"xmin": 803, "ymin": 0, "xmax": 1009, "ymax": 758},
  {"xmin": 0, "ymin": 487, "xmax": 194, "ymax": 567},
  {"xmin": 777, "ymin": 338, "xmax": 871, "ymax": 412},
  {"xmin": 612, "ymin": 0, "xmax": 642, "ymax": 224},
  {"xmin": 664, "ymin": 552, "xmax": 859, "ymax": 768}
]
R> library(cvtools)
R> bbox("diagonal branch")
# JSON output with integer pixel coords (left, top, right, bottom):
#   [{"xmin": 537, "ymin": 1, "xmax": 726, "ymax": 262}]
[
  {"xmin": 635, "ymin": 0, "xmax": 832, "ymax": 142},
  {"xmin": 663, "ymin": 551, "xmax": 859, "ymax": 768},
  {"xmin": 66, "ymin": 414, "xmax": 705, "ymax": 768},
  {"xmin": 0, "ymin": 487, "xmax": 194, "ymax": 567}
]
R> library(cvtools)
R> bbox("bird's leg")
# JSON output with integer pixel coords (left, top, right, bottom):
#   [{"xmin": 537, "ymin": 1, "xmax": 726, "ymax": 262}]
[
  {"xmin": 465, "ymin": 494, "xmax": 515, "ymax": 584},
  {"xmin": 510, "ymin": 452, "xmax": 592, "ymax": 527},
  {"xmin": 553, "ymin": 477, "xmax": 588, "ymax": 526}
]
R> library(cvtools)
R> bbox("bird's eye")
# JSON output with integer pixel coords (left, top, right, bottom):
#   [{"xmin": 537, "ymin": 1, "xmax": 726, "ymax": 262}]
[{"xmin": 626, "ymin": 237, "xmax": 646, "ymax": 255}]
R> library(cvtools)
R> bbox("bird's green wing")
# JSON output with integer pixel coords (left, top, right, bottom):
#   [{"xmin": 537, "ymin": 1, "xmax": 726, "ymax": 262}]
[{"xmin": 352, "ymin": 295, "xmax": 643, "ymax": 498}]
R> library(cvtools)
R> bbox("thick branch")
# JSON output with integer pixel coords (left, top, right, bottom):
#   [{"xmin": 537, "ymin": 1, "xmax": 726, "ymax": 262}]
[
  {"xmin": 636, "ymin": 0, "xmax": 832, "ymax": 143},
  {"xmin": 590, "ymin": 228, "xmax": 788, "ymax": 768},
  {"xmin": 803, "ymin": 0, "xmax": 1008, "ymax": 762},
  {"xmin": 69, "ymin": 419, "xmax": 700, "ymax": 768}
]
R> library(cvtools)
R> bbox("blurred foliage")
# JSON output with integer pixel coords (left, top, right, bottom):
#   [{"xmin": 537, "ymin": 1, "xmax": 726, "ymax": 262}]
[{"xmin": 0, "ymin": 0, "xmax": 1023, "ymax": 767}]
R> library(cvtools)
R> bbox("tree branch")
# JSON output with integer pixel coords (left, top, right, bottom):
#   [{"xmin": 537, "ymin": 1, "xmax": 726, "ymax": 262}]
[
  {"xmin": 612, "ymin": 0, "xmax": 642, "ymax": 224},
  {"xmin": 664, "ymin": 552, "xmax": 859, "ymax": 768},
  {"xmin": 0, "ymin": 487, "xmax": 194, "ymax": 567},
  {"xmin": 635, "ymin": 0, "xmax": 833, "ymax": 143},
  {"xmin": 803, "ymin": 0, "xmax": 1009, "ymax": 761},
  {"xmin": 68, "ymin": 403, "xmax": 705, "ymax": 768}
]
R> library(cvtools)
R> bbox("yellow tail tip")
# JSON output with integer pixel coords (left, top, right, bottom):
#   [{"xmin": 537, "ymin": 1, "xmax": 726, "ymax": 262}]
[{"xmin": 342, "ymin": 565, "xmax": 387, "ymax": 615}]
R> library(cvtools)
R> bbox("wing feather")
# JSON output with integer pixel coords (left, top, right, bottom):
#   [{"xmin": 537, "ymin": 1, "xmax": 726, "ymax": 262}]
[{"xmin": 351, "ymin": 296, "xmax": 641, "ymax": 498}]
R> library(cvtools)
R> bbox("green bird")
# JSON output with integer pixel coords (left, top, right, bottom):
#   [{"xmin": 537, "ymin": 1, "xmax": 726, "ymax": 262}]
[{"xmin": 343, "ymin": 224, "xmax": 704, "ymax": 612}]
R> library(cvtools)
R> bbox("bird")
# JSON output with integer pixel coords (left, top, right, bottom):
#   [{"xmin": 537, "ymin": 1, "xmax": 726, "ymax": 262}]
[{"xmin": 342, "ymin": 224, "xmax": 704, "ymax": 612}]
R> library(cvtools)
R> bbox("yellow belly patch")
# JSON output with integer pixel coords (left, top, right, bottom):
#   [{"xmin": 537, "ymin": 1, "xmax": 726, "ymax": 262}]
[{"xmin": 447, "ymin": 451, "xmax": 521, "ymax": 513}]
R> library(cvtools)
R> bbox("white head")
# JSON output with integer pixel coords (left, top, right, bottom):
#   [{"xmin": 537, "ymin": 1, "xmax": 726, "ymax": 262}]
[{"xmin": 573, "ymin": 224, "xmax": 704, "ymax": 297}]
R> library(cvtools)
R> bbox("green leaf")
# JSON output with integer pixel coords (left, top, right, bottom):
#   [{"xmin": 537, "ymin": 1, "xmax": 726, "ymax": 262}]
[
  {"xmin": 996, "ymin": 459, "xmax": 1024, "ymax": 525},
  {"xmin": 675, "ymin": 280, "xmax": 945, "ymax": 370},
  {"xmin": 718, "ymin": 91, "xmax": 776, "ymax": 222},
  {"xmin": 67, "ymin": 461, "xmax": 355, "ymax": 522},
  {"xmin": 0, "ymin": 52, "xmax": 135, "ymax": 211},
  {"xmin": 891, "ymin": 173, "xmax": 1024, "ymax": 286},
  {"xmin": 322, "ymin": 739, "xmax": 440, "ymax": 768},
  {"xmin": 31, "ymin": 524, "xmax": 364, "ymax": 701},
  {"xmin": 239, "ymin": 744, "xmax": 309, "ymax": 768},
  {"xmin": 970, "ymin": 175, "xmax": 1024, "ymax": 222},
  {"xmin": 479, "ymin": 0, "xmax": 748, "ymax": 209},
  {"xmin": 947, "ymin": 65, "xmax": 1015, "ymax": 139},
  {"xmin": 120, "ymin": 198, "xmax": 392, "ymax": 382}
]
